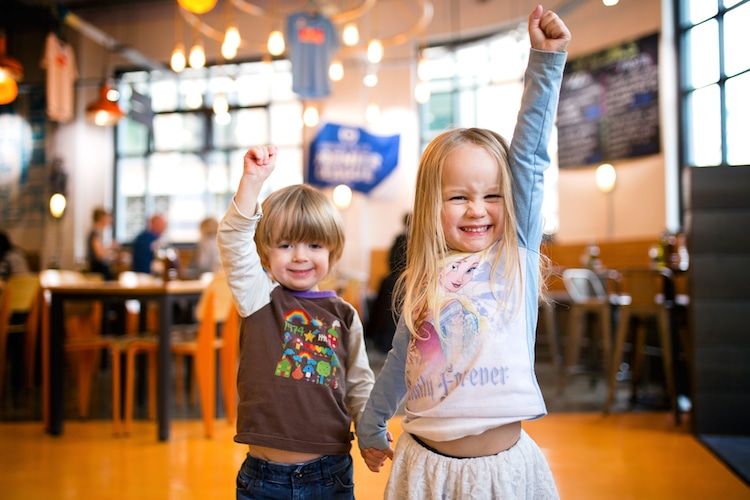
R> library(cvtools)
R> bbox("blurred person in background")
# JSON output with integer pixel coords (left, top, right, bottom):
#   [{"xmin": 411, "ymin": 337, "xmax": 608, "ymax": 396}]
[
  {"xmin": 0, "ymin": 230, "xmax": 30, "ymax": 281},
  {"xmin": 86, "ymin": 207, "xmax": 117, "ymax": 280},
  {"xmin": 131, "ymin": 214, "xmax": 167, "ymax": 274}
]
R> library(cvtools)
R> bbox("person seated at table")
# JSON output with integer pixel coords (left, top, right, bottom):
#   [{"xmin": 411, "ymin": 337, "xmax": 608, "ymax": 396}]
[
  {"xmin": 218, "ymin": 145, "xmax": 374, "ymax": 499},
  {"xmin": 190, "ymin": 217, "xmax": 221, "ymax": 276},
  {"xmin": 131, "ymin": 214, "xmax": 167, "ymax": 275},
  {"xmin": 86, "ymin": 207, "xmax": 117, "ymax": 280},
  {"xmin": 0, "ymin": 230, "xmax": 30, "ymax": 281}
]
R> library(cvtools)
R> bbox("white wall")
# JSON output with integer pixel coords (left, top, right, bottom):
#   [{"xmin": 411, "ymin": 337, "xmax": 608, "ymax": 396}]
[{"xmin": 51, "ymin": 0, "xmax": 670, "ymax": 273}]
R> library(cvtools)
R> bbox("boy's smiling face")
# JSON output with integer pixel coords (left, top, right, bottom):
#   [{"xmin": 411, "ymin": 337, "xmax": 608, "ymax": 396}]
[
  {"xmin": 268, "ymin": 241, "xmax": 330, "ymax": 291},
  {"xmin": 440, "ymin": 143, "xmax": 505, "ymax": 253}
]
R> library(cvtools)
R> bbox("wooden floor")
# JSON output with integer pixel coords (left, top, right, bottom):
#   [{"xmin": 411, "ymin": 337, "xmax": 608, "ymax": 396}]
[{"xmin": 1, "ymin": 413, "xmax": 748, "ymax": 499}]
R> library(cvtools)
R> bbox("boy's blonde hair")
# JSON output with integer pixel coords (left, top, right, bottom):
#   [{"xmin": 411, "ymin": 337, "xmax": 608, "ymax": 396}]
[
  {"xmin": 254, "ymin": 184, "xmax": 345, "ymax": 271},
  {"xmin": 396, "ymin": 128, "xmax": 522, "ymax": 337}
]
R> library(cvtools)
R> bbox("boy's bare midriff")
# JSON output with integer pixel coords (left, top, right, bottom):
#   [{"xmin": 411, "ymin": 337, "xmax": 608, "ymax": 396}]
[
  {"xmin": 248, "ymin": 445, "xmax": 323, "ymax": 464},
  {"xmin": 419, "ymin": 421, "xmax": 522, "ymax": 458}
]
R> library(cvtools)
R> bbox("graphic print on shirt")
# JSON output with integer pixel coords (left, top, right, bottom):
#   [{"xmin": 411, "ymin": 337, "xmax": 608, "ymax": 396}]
[
  {"xmin": 274, "ymin": 308, "xmax": 341, "ymax": 389},
  {"xmin": 406, "ymin": 248, "xmax": 516, "ymax": 411}
]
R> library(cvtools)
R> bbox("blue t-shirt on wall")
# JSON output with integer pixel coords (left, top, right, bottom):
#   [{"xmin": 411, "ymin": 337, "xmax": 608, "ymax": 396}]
[{"xmin": 286, "ymin": 12, "xmax": 339, "ymax": 98}]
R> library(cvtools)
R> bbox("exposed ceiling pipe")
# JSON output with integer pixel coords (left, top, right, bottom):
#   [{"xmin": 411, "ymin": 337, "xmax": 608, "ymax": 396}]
[{"xmin": 58, "ymin": 6, "xmax": 165, "ymax": 71}]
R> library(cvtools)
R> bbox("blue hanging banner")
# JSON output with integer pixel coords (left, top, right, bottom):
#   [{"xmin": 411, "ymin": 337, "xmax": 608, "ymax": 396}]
[{"xmin": 307, "ymin": 123, "xmax": 400, "ymax": 194}]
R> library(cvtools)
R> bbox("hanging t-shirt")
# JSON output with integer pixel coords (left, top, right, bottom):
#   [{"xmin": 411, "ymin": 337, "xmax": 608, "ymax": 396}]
[
  {"xmin": 286, "ymin": 12, "xmax": 338, "ymax": 98},
  {"xmin": 41, "ymin": 33, "xmax": 77, "ymax": 123}
]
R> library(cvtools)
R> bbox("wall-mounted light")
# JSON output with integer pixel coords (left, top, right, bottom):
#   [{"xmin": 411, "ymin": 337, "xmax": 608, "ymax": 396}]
[
  {"xmin": 602, "ymin": 0, "xmax": 619, "ymax": 6},
  {"xmin": 595, "ymin": 163, "xmax": 617, "ymax": 193},
  {"xmin": 332, "ymin": 184, "xmax": 352, "ymax": 209},
  {"xmin": 49, "ymin": 193, "xmax": 67, "ymax": 218}
]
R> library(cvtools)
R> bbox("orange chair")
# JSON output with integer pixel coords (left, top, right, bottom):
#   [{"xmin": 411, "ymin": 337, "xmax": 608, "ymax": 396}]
[
  {"xmin": 604, "ymin": 268, "xmax": 675, "ymax": 414},
  {"xmin": 0, "ymin": 273, "xmax": 40, "ymax": 403},
  {"xmin": 123, "ymin": 273, "xmax": 236, "ymax": 437},
  {"xmin": 36, "ymin": 270, "xmax": 131, "ymax": 435},
  {"xmin": 219, "ymin": 305, "xmax": 241, "ymax": 424}
]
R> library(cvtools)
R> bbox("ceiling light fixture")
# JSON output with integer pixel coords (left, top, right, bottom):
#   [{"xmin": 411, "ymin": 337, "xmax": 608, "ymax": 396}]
[
  {"xmin": 177, "ymin": 0, "xmax": 217, "ymax": 15},
  {"xmin": 86, "ymin": 82, "xmax": 124, "ymax": 127},
  {"xmin": 0, "ymin": 32, "xmax": 23, "ymax": 105}
]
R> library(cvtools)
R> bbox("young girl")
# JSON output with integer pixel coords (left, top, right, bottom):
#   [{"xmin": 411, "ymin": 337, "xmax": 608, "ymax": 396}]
[
  {"xmin": 356, "ymin": 6, "xmax": 570, "ymax": 499},
  {"xmin": 218, "ymin": 146, "xmax": 374, "ymax": 500}
]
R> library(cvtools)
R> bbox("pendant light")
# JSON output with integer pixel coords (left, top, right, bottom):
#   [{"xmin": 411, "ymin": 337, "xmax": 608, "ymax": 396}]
[
  {"xmin": 177, "ymin": 0, "xmax": 217, "ymax": 15},
  {"xmin": 86, "ymin": 82, "xmax": 124, "ymax": 127},
  {"xmin": 0, "ymin": 32, "xmax": 23, "ymax": 105}
]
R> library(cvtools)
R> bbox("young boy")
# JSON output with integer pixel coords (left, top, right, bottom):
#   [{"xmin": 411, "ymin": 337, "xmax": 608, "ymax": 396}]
[{"xmin": 218, "ymin": 145, "xmax": 375, "ymax": 499}]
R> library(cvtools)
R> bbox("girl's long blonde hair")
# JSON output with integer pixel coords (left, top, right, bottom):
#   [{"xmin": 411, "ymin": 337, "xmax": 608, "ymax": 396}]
[{"xmin": 395, "ymin": 128, "xmax": 523, "ymax": 338}]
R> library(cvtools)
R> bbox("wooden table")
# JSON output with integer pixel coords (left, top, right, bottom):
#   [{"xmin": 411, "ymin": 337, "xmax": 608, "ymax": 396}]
[{"xmin": 46, "ymin": 280, "xmax": 204, "ymax": 441}]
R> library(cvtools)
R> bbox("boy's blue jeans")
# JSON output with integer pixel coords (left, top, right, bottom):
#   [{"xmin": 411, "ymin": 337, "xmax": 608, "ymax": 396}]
[{"xmin": 236, "ymin": 453, "xmax": 354, "ymax": 500}]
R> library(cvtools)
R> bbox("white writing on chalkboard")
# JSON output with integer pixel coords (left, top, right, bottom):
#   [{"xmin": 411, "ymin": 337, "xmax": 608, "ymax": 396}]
[{"xmin": 557, "ymin": 33, "xmax": 660, "ymax": 168}]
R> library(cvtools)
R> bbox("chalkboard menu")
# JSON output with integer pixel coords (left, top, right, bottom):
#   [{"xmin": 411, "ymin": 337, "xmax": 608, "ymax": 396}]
[{"xmin": 557, "ymin": 33, "xmax": 660, "ymax": 168}]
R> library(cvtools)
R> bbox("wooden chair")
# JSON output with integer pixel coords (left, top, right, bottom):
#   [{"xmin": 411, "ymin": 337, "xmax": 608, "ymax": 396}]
[
  {"xmin": 0, "ymin": 273, "xmax": 40, "ymax": 403},
  {"xmin": 36, "ymin": 270, "xmax": 133, "ymax": 435},
  {"xmin": 604, "ymin": 268, "xmax": 675, "ymax": 414},
  {"xmin": 560, "ymin": 268, "xmax": 613, "ymax": 393},
  {"xmin": 123, "ymin": 272, "xmax": 235, "ymax": 437},
  {"xmin": 219, "ymin": 305, "xmax": 241, "ymax": 424}
]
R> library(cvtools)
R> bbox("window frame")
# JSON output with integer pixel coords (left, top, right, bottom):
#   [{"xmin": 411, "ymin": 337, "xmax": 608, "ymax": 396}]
[
  {"xmin": 677, "ymin": 0, "xmax": 750, "ymax": 169},
  {"xmin": 112, "ymin": 59, "xmax": 303, "ymax": 244}
]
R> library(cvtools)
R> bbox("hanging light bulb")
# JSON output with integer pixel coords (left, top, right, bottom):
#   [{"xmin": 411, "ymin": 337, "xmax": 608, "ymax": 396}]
[
  {"xmin": 367, "ymin": 39, "xmax": 384, "ymax": 64},
  {"xmin": 212, "ymin": 93, "xmax": 229, "ymax": 115},
  {"xmin": 267, "ymin": 30, "xmax": 286, "ymax": 56},
  {"xmin": 224, "ymin": 25, "xmax": 241, "ymax": 49},
  {"xmin": 189, "ymin": 40, "xmax": 206, "ymax": 68},
  {"xmin": 363, "ymin": 71, "xmax": 378, "ymax": 88},
  {"xmin": 342, "ymin": 23, "xmax": 359, "ymax": 46},
  {"xmin": 221, "ymin": 40, "xmax": 238, "ymax": 60},
  {"xmin": 303, "ymin": 105, "xmax": 319, "ymax": 127},
  {"xmin": 177, "ymin": 0, "xmax": 217, "ymax": 15},
  {"xmin": 414, "ymin": 81, "xmax": 431, "ymax": 103},
  {"xmin": 170, "ymin": 43, "xmax": 187, "ymax": 72},
  {"xmin": 328, "ymin": 60, "xmax": 344, "ymax": 81}
]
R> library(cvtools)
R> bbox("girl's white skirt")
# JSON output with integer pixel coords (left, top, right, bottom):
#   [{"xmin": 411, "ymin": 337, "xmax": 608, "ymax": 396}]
[{"xmin": 384, "ymin": 430, "xmax": 559, "ymax": 500}]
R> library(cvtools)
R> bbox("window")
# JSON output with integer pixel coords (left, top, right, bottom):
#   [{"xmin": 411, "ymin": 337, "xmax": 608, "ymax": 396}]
[
  {"xmin": 114, "ymin": 60, "xmax": 303, "ymax": 243},
  {"xmin": 679, "ymin": 0, "xmax": 750, "ymax": 167},
  {"xmin": 418, "ymin": 30, "xmax": 560, "ymax": 234}
]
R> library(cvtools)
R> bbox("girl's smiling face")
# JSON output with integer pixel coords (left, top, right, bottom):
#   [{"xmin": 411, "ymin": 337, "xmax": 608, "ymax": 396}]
[{"xmin": 440, "ymin": 144, "xmax": 505, "ymax": 253}]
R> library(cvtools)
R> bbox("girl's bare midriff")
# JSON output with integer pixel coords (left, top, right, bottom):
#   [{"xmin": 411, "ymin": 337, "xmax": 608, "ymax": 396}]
[
  {"xmin": 419, "ymin": 421, "xmax": 522, "ymax": 458},
  {"xmin": 248, "ymin": 445, "xmax": 322, "ymax": 464}
]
